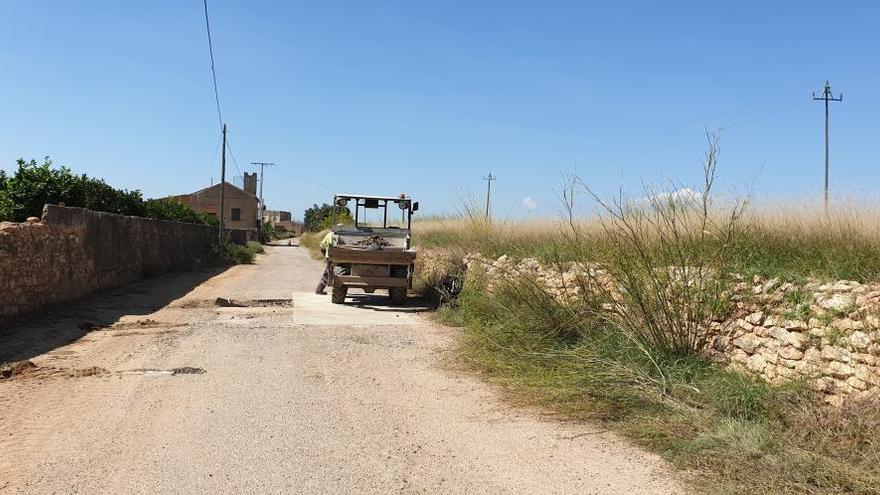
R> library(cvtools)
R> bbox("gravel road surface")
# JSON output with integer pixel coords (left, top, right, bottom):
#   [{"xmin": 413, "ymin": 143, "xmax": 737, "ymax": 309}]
[{"xmin": 0, "ymin": 245, "xmax": 684, "ymax": 494}]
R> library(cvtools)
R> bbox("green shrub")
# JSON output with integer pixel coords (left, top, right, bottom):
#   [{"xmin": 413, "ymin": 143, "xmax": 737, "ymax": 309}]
[
  {"xmin": 0, "ymin": 158, "xmax": 144, "ymax": 221},
  {"xmin": 221, "ymin": 242, "xmax": 254, "ymax": 264},
  {"xmin": 143, "ymin": 198, "xmax": 218, "ymax": 225},
  {"xmin": 0, "ymin": 157, "xmax": 213, "ymax": 226}
]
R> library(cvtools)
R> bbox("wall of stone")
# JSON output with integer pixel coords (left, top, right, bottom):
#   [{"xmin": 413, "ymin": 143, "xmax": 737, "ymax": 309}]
[
  {"xmin": 0, "ymin": 205, "xmax": 216, "ymax": 321},
  {"xmin": 423, "ymin": 250, "xmax": 880, "ymax": 405}
]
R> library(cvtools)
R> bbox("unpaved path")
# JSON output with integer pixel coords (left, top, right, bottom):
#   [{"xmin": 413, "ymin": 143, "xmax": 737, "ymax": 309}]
[{"xmin": 0, "ymin": 245, "xmax": 684, "ymax": 494}]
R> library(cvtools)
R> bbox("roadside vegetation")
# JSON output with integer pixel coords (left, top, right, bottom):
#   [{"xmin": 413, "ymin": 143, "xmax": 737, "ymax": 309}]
[
  {"xmin": 0, "ymin": 157, "xmax": 217, "ymax": 225},
  {"xmin": 218, "ymin": 240, "xmax": 265, "ymax": 265},
  {"xmin": 421, "ymin": 136, "xmax": 880, "ymax": 494},
  {"xmin": 303, "ymin": 203, "xmax": 353, "ymax": 232},
  {"xmin": 299, "ymin": 230, "xmax": 324, "ymax": 259}
]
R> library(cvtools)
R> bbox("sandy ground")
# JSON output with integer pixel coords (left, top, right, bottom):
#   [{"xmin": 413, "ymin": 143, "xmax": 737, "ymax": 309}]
[{"xmin": 0, "ymin": 245, "xmax": 685, "ymax": 494}]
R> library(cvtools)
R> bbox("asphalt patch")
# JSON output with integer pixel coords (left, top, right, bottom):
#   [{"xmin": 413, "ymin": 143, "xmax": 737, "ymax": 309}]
[
  {"xmin": 172, "ymin": 367, "xmax": 206, "ymax": 375},
  {"xmin": 213, "ymin": 297, "xmax": 292, "ymax": 308}
]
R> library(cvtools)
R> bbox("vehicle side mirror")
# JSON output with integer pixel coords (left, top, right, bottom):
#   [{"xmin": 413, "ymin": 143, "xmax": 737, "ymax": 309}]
[{"xmin": 412, "ymin": 202, "xmax": 419, "ymax": 212}]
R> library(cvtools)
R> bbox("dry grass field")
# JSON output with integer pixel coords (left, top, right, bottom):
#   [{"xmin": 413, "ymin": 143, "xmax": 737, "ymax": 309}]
[{"xmin": 412, "ymin": 174, "xmax": 880, "ymax": 493}]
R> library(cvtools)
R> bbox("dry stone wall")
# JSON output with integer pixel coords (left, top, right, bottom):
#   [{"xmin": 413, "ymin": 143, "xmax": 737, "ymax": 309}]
[
  {"xmin": 422, "ymin": 250, "xmax": 880, "ymax": 405},
  {"xmin": 0, "ymin": 205, "xmax": 216, "ymax": 321}
]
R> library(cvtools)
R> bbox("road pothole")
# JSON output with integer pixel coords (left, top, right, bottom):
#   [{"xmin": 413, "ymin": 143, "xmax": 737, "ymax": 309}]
[
  {"xmin": 172, "ymin": 366, "xmax": 206, "ymax": 375},
  {"xmin": 214, "ymin": 297, "xmax": 292, "ymax": 308}
]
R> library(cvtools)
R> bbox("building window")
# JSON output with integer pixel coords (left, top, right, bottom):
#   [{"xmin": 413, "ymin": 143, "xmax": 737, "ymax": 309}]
[{"xmin": 231, "ymin": 208, "xmax": 241, "ymax": 221}]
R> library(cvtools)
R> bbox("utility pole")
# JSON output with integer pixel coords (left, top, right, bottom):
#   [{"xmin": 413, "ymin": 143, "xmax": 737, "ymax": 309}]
[
  {"xmin": 219, "ymin": 123, "xmax": 227, "ymax": 244},
  {"xmin": 483, "ymin": 173, "xmax": 496, "ymax": 220},
  {"xmin": 812, "ymin": 80, "xmax": 843, "ymax": 214},
  {"xmin": 250, "ymin": 161, "xmax": 276, "ymax": 222}
]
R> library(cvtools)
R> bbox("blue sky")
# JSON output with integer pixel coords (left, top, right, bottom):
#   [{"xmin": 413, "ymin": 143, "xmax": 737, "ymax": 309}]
[{"xmin": 2, "ymin": 1, "xmax": 878, "ymax": 220}]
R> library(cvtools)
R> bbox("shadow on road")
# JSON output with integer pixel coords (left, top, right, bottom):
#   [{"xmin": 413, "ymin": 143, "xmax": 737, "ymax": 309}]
[
  {"xmin": 0, "ymin": 268, "xmax": 227, "ymax": 364},
  {"xmin": 347, "ymin": 293, "xmax": 434, "ymax": 313}
]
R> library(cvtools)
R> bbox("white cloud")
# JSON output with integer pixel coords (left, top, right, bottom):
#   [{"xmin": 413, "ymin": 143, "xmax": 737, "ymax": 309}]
[
  {"xmin": 641, "ymin": 187, "xmax": 702, "ymax": 204},
  {"xmin": 523, "ymin": 196, "xmax": 538, "ymax": 211}
]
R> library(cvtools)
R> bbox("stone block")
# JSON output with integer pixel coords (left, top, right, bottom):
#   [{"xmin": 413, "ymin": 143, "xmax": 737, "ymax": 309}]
[
  {"xmin": 821, "ymin": 346, "xmax": 850, "ymax": 363},
  {"xmin": 733, "ymin": 334, "xmax": 761, "ymax": 354},
  {"xmin": 826, "ymin": 361, "xmax": 856, "ymax": 379},
  {"xmin": 746, "ymin": 353, "xmax": 766, "ymax": 373},
  {"xmin": 849, "ymin": 331, "xmax": 871, "ymax": 350},
  {"xmin": 778, "ymin": 347, "xmax": 805, "ymax": 360},
  {"xmin": 784, "ymin": 319, "xmax": 808, "ymax": 331},
  {"xmin": 745, "ymin": 311, "xmax": 765, "ymax": 326}
]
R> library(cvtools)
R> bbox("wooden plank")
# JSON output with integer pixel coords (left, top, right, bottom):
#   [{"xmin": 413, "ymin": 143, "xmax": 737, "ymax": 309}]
[{"xmin": 328, "ymin": 247, "xmax": 416, "ymax": 264}]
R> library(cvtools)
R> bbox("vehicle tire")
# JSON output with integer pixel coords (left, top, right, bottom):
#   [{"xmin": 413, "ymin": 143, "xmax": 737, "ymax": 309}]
[
  {"xmin": 389, "ymin": 287, "xmax": 407, "ymax": 305},
  {"xmin": 331, "ymin": 284, "xmax": 348, "ymax": 304}
]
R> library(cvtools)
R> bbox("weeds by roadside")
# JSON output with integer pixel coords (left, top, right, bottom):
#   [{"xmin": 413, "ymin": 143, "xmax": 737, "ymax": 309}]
[
  {"xmin": 427, "ymin": 134, "xmax": 880, "ymax": 494},
  {"xmin": 445, "ymin": 277, "xmax": 880, "ymax": 494},
  {"xmin": 215, "ymin": 240, "xmax": 266, "ymax": 265}
]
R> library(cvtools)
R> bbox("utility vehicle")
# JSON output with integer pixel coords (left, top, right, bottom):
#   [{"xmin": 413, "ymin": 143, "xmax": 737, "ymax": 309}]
[{"xmin": 327, "ymin": 194, "xmax": 419, "ymax": 304}]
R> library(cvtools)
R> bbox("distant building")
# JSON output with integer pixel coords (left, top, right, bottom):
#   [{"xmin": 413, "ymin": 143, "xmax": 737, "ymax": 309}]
[
  {"xmin": 170, "ymin": 176, "xmax": 258, "ymax": 242},
  {"xmin": 274, "ymin": 220, "xmax": 304, "ymax": 235},
  {"xmin": 262, "ymin": 210, "xmax": 302, "ymax": 235},
  {"xmin": 262, "ymin": 210, "xmax": 292, "ymax": 224}
]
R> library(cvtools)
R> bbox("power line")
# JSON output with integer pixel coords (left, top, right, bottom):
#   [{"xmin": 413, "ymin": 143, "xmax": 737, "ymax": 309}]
[
  {"xmin": 207, "ymin": 131, "xmax": 223, "ymax": 184},
  {"xmin": 202, "ymin": 0, "xmax": 223, "ymax": 129},
  {"xmin": 224, "ymin": 134, "xmax": 243, "ymax": 178}
]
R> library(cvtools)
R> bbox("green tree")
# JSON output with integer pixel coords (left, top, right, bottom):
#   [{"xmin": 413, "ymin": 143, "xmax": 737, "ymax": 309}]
[
  {"xmin": 0, "ymin": 169, "xmax": 11, "ymax": 221},
  {"xmin": 0, "ymin": 157, "xmax": 146, "ymax": 221},
  {"xmin": 303, "ymin": 203, "xmax": 352, "ymax": 232},
  {"xmin": 0, "ymin": 157, "xmax": 214, "ymax": 226},
  {"xmin": 143, "ymin": 198, "xmax": 218, "ymax": 226}
]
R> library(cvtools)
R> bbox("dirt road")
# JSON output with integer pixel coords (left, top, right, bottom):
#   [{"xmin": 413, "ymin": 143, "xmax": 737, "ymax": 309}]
[{"xmin": 0, "ymin": 245, "xmax": 683, "ymax": 494}]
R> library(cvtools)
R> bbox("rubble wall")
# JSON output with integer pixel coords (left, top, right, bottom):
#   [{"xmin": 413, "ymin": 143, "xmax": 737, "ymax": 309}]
[
  {"xmin": 0, "ymin": 205, "xmax": 216, "ymax": 320},
  {"xmin": 425, "ymin": 250, "xmax": 880, "ymax": 404}
]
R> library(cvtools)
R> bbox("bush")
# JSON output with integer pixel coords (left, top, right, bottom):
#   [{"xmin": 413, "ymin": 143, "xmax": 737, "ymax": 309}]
[
  {"xmin": 143, "ymin": 198, "xmax": 218, "ymax": 225},
  {"xmin": 0, "ymin": 158, "xmax": 144, "ymax": 221},
  {"xmin": 220, "ymin": 242, "xmax": 254, "ymax": 264},
  {"xmin": 258, "ymin": 221, "xmax": 276, "ymax": 243},
  {"xmin": 0, "ymin": 157, "xmax": 213, "ymax": 226}
]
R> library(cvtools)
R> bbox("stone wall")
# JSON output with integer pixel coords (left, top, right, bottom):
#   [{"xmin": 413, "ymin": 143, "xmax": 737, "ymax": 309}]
[
  {"xmin": 0, "ymin": 205, "xmax": 216, "ymax": 321},
  {"xmin": 422, "ymin": 250, "xmax": 880, "ymax": 405}
]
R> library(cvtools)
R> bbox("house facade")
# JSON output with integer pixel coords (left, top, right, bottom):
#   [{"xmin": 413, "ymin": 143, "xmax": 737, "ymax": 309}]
[{"xmin": 171, "ymin": 173, "xmax": 259, "ymax": 241}]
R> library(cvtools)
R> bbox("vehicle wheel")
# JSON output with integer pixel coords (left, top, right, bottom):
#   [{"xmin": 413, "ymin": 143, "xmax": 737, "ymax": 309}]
[
  {"xmin": 389, "ymin": 287, "xmax": 407, "ymax": 305},
  {"xmin": 331, "ymin": 285, "xmax": 348, "ymax": 304}
]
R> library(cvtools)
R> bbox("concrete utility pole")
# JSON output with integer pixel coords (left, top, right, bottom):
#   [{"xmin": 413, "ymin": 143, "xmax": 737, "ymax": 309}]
[
  {"xmin": 219, "ymin": 123, "xmax": 227, "ymax": 244},
  {"xmin": 483, "ymin": 173, "xmax": 496, "ymax": 220},
  {"xmin": 812, "ymin": 80, "xmax": 843, "ymax": 214},
  {"xmin": 250, "ymin": 161, "xmax": 276, "ymax": 222}
]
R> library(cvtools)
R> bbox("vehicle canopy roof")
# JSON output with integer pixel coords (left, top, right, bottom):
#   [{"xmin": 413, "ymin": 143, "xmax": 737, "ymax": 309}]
[{"xmin": 335, "ymin": 193, "xmax": 410, "ymax": 202}]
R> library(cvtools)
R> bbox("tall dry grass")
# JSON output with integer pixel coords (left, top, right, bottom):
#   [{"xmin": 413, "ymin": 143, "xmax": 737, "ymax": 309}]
[
  {"xmin": 424, "ymin": 135, "xmax": 880, "ymax": 493},
  {"xmin": 416, "ymin": 198, "xmax": 880, "ymax": 283}
]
